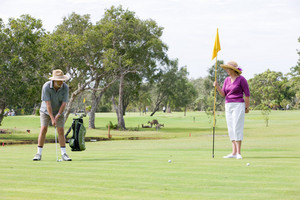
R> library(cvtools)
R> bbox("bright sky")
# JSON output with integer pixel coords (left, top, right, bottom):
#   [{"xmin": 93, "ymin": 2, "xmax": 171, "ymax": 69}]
[{"xmin": 1, "ymin": 0, "xmax": 299, "ymax": 80}]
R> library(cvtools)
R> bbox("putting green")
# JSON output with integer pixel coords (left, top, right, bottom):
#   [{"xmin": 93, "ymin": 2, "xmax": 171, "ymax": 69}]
[
  {"xmin": 0, "ymin": 111, "xmax": 299, "ymax": 199},
  {"xmin": 1, "ymin": 136, "xmax": 299, "ymax": 200}
]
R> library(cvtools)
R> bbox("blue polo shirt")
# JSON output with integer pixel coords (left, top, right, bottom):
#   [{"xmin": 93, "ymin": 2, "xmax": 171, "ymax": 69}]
[{"xmin": 40, "ymin": 81, "xmax": 69, "ymax": 116}]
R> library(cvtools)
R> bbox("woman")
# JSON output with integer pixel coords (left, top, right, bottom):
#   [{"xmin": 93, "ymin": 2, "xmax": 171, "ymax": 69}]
[{"xmin": 214, "ymin": 61, "xmax": 250, "ymax": 159}]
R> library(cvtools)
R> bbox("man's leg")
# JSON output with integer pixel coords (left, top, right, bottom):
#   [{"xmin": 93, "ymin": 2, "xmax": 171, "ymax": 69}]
[
  {"xmin": 33, "ymin": 126, "xmax": 48, "ymax": 161},
  {"xmin": 38, "ymin": 126, "xmax": 48, "ymax": 147},
  {"xmin": 56, "ymin": 125, "xmax": 71, "ymax": 161},
  {"xmin": 57, "ymin": 127, "xmax": 65, "ymax": 147}
]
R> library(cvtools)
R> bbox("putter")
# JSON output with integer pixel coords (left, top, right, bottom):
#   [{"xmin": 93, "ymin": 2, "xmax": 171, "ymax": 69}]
[{"xmin": 55, "ymin": 127, "xmax": 62, "ymax": 162}]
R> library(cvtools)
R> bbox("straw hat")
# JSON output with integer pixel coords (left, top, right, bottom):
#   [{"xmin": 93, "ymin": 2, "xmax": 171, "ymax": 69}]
[
  {"xmin": 220, "ymin": 61, "xmax": 242, "ymax": 74},
  {"xmin": 49, "ymin": 69, "xmax": 69, "ymax": 81}
]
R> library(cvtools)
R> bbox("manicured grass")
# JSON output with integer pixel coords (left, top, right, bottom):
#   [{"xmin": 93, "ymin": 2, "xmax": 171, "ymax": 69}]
[
  {"xmin": 0, "ymin": 110, "xmax": 300, "ymax": 199},
  {"xmin": 0, "ymin": 111, "xmax": 217, "ymax": 143}
]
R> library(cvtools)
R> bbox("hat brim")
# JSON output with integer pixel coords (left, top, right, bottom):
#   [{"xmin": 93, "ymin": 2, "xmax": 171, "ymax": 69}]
[
  {"xmin": 49, "ymin": 76, "xmax": 69, "ymax": 81},
  {"xmin": 220, "ymin": 64, "xmax": 242, "ymax": 74}
]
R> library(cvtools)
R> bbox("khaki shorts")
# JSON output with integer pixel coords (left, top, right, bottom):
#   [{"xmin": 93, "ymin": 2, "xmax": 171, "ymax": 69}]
[{"xmin": 40, "ymin": 112, "xmax": 65, "ymax": 128}]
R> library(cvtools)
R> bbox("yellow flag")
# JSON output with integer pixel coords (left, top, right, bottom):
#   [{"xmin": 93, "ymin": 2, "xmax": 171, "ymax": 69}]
[
  {"xmin": 212, "ymin": 28, "xmax": 221, "ymax": 60},
  {"xmin": 83, "ymin": 98, "xmax": 85, "ymax": 103}
]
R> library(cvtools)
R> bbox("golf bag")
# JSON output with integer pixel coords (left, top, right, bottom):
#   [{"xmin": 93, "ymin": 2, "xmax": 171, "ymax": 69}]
[{"xmin": 65, "ymin": 118, "xmax": 86, "ymax": 151}]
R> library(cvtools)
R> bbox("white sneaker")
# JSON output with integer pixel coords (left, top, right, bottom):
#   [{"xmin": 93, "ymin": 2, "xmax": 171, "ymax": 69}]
[
  {"xmin": 236, "ymin": 154, "xmax": 243, "ymax": 159},
  {"xmin": 223, "ymin": 154, "xmax": 237, "ymax": 158},
  {"xmin": 33, "ymin": 153, "xmax": 42, "ymax": 161},
  {"xmin": 62, "ymin": 153, "xmax": 72, "ymax": 161}
]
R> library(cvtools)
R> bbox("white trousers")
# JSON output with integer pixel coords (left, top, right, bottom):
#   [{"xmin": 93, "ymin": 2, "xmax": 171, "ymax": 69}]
[{"xmin": 225, "ymin": 103, "xmax": 245, "ymax": 141}]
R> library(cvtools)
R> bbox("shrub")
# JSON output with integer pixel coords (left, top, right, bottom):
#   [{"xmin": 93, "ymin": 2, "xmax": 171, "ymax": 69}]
[{"xmin": 106, "ymin": 121, "xmax": 118, "ymax": 129}]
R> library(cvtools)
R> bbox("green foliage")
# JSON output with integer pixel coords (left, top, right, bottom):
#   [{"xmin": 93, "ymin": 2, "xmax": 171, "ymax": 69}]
[
  {"xmin": 149, "ymin": 59, "xmax": 197, "ymax": 116},
  {"xmin": 171, "ymin": 66, "xmax": 197, "ymax": 111},
  {"xmin": 35, "ymin": 109, "xmax": 40, "ymax": 116},
  {"xmin": 207, "ymin": 60, "xmax": 227, "ymax": 84},
  {"xmin": 85, "ymin": 105, "xmax": 92, "ymax": 112},
  {"xmin": 0, "ymin": 15, "xmax": 47, "ymax": 125},
  {"xmin": 280, "ymin": 99, "xmax": 290, "ymax": 109},
  {"xmin": 248, "ymin": 69, "xmax": 292, "ymax": 110},
  {"xmin": 191, "ymin": 60, "xmax": 226, "ymax": 112},
  {"xmin": 98, "ymin": 105, "xmax": 111, "ymax": 112},
  {"xmin": 106, "ymin": 121, "xmax": 118, "ymax": 129},
  {"xmin": 287, "ymin": 49, "xmax": 300, "ymax": 108},
  {"xmin": 259, "ymin": 104, "xmax": 271, "ymax": 127},
  {"xmin": 1, "ymin": 8, "xmax": 299, "ymax": 130},
  {"xmin": 98, "ymin": 5, "xmax": 170, "ymax": 128}
]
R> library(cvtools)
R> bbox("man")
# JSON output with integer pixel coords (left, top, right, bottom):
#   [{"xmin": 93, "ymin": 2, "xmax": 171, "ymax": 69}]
[{"xmin": 33, "ymin": 69, "xmax": 72, "ymax": 161}]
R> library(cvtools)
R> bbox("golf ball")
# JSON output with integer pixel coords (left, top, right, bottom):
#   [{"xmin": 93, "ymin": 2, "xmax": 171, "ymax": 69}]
[
  {"xmin": 57, "ymin": 159, "xmax": 62, "ymax": 162},
  {"xmin": 168, "ymin": 160, "xmax": 172, "ymax": 163},
  {"xmin": 246, "ymin": 163, "xmax": 250, "ymax": 166}
]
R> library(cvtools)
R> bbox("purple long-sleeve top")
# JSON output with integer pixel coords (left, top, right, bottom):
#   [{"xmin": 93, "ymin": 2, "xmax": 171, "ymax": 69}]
[{"xmin": 222, "ymin": 76, "xmax": 250, "ymax": 103}]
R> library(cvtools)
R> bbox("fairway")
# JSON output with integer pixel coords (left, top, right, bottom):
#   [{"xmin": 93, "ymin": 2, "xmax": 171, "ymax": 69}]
[{"xmin": 0, "ymin": 111, "xmax": 300, "ymax": 199}]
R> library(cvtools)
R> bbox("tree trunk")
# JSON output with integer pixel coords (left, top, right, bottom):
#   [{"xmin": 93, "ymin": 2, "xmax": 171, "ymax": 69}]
[
  {"xmin": 122, "ymin": 96, "xmax": 129, "ymax": 116},
  {"xmin": 184, "ymin": 106, "xmax": 187, "ymax": 116},
  {"xmin": 89, "ymin": 77, "xmax": 101, "ymax": 129},
  {"xmin": 32, "ymin": 104, "xmax": 40, "ymax": 115},
  {"xmin": 150, "ymin": 101, "xmax": 161, "ymax": 116},
  {"xmin": 117, "ymin": 73, "xmax": 126, "ymax": 130},
  {"xmin": 89, "ymin": 76, "xmax": 117, "ymax": 128},
  {"xmin": 112, "ymin": 95, "xmax": 118, "ymax": 115},
  {"xmin": 0, "ymin": 103, "xmax": 6, "ymax": 126},
  {"xmin": 167, "ymin": 104, "xmax": 171, "ymax": 113},
  {"xmin": 64, "ymin": 83, "xmax": 87, "ymax": 122},
  {"xmin": 89, "ymin": 92, "xmax": 103, "ymax": 129},
  {"xmin": 123, "ymin": 103, "xmax": 128, "ymax": 116}
]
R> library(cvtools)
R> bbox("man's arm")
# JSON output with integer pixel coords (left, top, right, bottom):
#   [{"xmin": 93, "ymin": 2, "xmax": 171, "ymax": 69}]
[
  {"xmin": 55, "ymin": 102, "xmax": 67, "ymax": 120},
  {"xmin": 46, "ymin": 101, "xmax": 56, "ymax": 126}
]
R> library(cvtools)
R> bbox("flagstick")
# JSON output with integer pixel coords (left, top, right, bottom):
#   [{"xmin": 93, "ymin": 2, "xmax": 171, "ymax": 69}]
[
  {"xmin": 211, "ymin": 28, "xmax": 220, "ymax": 158},
  {"xmin": 212, "ymin": 56, "xmax": 218, "ymax": 158}
]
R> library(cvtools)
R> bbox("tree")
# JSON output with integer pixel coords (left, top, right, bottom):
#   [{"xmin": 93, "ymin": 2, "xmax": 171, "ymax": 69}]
[
  {"xmin": 207, "ymin": 60, "xmax": 227, "ymax": 110},
  {"xmin": 85, "ymin": 23, "xmax": 119, "ymax": 129},
  {"xmin": 191, "ymin": 60, "xmax": 226, "ymax": 114},
  {"xmin": 41, "ymin": 13, "xmax": 92, "ymax": 121},
  {"xmin": 287, "ymin": 38, "xmax": 300, "ymax": 109},
  {"xmin": 43, "ymin": 12, "xmax": 117, "ymax": 128},
  {"xmin": 168, "ymin": 66, "xmax": 197, "ymax": 116},
  {"xmin": 105, "ymin": 73, "xmax": 142, "ymax": 118},
  {"xmin": 259, "ymin": 102, "xmax": 271, "ymax": 127},
  {"xmin": 99, "ymin": 6, "xmax": 169, "ymax": 129},
  {"xmin": 191, "ymin": 77, "xmax": 208, "ymax": 111},
  {"xmin": 135, "ymin": 84, "xmax": 152, "ymax": 115},
  {"xmin": 207, "ymin": 60, "xmax": 227, "ymax": 84},
  {"xmin": 121, "ymin": 73, "xmax": 143, "ymax": 116},
  {"xmin": 149, "ymin": 60, "xmax": 179, "ymax": 116},
  {"xmin": 288, "ymin": 70, "xmax": 300, "ymax": 109},
  {"xmin": 0, "ymin": 15, "xmax": 47, "ymax": 125},
  {"xmin": 248, "ymin": 69, "xmax": 296, "ymax": 126},
  {"xmin": 248, "ymin": 69, "xmax": 292, "ymax": 109}
]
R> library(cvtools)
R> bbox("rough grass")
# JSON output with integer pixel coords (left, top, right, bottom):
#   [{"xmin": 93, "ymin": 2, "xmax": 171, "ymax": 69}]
[{"xmin": 0, "ymin": 110, "xmax": 300, "ymax": 199}]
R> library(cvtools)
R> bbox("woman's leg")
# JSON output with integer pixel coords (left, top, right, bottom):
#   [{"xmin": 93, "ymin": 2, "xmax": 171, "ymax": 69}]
[
  {"xmin": 236, "ymin": 140, "xmax": 242, "ymax": 154},
  {"xmin": 231, "ymin": 140, "xmax": 237, "ymax": 155}
]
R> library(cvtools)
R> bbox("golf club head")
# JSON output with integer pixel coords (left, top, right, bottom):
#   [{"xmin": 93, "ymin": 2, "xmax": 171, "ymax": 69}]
[{"xmin": 57, "ymin": 159, "xmax": 62, "ymax": 162}]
